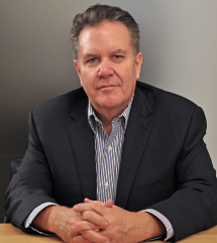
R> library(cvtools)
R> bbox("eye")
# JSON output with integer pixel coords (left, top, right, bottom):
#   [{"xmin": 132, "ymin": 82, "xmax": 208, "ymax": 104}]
[
  {"xmin": 112, "ymin": 55, "xmax": 124, "ymax": 63},
  {"xmin": 114, "ymin": 55, "xmax": 122, "ymax": 59},
  {"xmin": 87, "ymin": 57, "xmax": 97, "ymax": 63}
]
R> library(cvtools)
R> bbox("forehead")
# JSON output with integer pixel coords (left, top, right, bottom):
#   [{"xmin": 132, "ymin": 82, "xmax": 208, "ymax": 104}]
[{"xmin": 78, "ymin": 21, "xmax": 132, "ymax": 54}]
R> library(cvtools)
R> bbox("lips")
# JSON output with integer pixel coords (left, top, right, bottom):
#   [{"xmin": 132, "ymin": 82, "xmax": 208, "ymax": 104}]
[{"xmin": 97, "ymin": 84, "xmax": 118, "ymax": 90}]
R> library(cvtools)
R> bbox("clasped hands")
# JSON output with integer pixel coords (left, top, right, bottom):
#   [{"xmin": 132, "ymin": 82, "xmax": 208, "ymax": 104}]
[
  {"xmin": 34, "ymin": 198, "xmax": 165, "ymax": 243},
  {"xmin": 72, "ymin": 198, "xmax": 116, "ymax": 243},
  {"xmin": 72, "ymin": 198, "xmax": 137, "ymax": 243},
  {"xmin": 65, "ymin": 198, "xmax": 164, "ymax": 243}
]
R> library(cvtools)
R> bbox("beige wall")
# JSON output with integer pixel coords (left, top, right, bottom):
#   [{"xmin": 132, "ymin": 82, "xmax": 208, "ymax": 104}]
[{"xmin": 1, "ymin": 0, "xmax": 217, "ymax": 220}]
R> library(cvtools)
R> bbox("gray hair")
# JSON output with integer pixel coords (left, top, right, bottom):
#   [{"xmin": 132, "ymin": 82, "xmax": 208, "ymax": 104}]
[{"xmin": 70, "ymin": 4, "xmax": 140, "ymax": 61}]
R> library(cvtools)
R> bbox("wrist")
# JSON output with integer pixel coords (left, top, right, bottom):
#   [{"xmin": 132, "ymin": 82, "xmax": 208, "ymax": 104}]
[
  {"xmin": 32, "ymin": 205, "xmax": 63, "ymax": 233},
  {"xmin": 135, "ymin": 211, "xmax": 166, "ymax": 241}
]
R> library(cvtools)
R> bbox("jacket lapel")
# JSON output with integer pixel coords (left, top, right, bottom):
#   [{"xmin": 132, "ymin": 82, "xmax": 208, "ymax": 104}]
[
  {"xmin": 115, "ymin": 85, "xmax": 154, "ymax": 208},
  {"xmin": 67, "ymin": 90, "xmax": 97, "ymax": 200}
]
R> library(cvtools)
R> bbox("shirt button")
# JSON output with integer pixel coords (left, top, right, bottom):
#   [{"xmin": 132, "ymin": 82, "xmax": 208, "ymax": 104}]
[
  {"xmin": 105, "ymin": 182, "xmax": 109, "ymax": 188},
  {"xmin": 108, "ymin": 145, "xmax": 112, "ymax": 152}
]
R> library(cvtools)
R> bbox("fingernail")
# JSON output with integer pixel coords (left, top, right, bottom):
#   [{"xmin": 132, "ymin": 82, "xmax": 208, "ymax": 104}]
[
  {"xmin": 73, "ymin": 205, "xmax": 79, "ymax": 210},
  {"xmin": 73, "ymin": 237, "xmax": 78, "ymax": 243},
  {"xmin": 103, "ymin": 221, "xmax": 109, "ymax": 227}
]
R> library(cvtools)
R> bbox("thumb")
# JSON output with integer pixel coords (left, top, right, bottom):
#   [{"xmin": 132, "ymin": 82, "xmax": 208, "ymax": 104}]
[
  {"xmin": 104, "ymin": 199, "xmax": 113, "ymax": 208},
  {"xmin": 84, "ymin": 198, "xmax": 91, "ymax": 203}
]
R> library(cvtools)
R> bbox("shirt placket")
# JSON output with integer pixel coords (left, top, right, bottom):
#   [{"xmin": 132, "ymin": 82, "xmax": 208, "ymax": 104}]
[{"xmin": 97, "ymin": 119, "xmax": 122, "ymax": 202}]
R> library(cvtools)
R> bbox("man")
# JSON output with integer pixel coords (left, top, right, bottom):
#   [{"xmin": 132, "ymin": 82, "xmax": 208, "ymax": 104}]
[{"xmin": 5, "ymin": 4, "xmax": 217, "ymax": 243}]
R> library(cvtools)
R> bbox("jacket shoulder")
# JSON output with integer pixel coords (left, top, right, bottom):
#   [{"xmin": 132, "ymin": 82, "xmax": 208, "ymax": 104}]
[
  {"xmin": 136, "ymin": 81, "xmax": 199, "ymax": 112},
  {"xmin": 32, "ymin": 87, "xmax": 87, "ymax": 121}
]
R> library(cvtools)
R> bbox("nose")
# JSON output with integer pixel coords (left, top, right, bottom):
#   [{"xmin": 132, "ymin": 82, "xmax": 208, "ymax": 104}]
[{"xmin": 98, "ymin": 59, "xmax": 114, "ymax": 78}]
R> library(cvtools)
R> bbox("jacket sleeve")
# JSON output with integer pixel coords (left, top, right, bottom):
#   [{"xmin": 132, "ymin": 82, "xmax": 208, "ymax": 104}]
[
  {"xmin": 4, "ymin": 110, "xmax": 57, "ymax": 229},
  {"xmin": 150, "ymin": 107, "xmax": 217, "ymax": 241}
]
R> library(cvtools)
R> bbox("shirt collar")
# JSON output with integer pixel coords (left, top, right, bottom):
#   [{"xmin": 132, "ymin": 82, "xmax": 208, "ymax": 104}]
[{"xmin": 88, "ymin": 95, "xmax": 134, "ymax": 132}]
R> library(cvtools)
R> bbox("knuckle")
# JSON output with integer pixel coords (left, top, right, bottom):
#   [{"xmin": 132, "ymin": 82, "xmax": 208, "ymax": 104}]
[
  {"xmin": 91, "ymin": 203, "xmax": 97, "ymax": 210},
  {"xmin": 82, "ymin": 211, "xmax": 90, "ymax": 220},
  {"xmin": 81, "ymin": 229, "xmax": 92, "ymax": 238}
]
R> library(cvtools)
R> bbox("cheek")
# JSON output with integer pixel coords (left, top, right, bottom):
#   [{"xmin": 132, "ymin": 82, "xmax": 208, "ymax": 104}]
[
  {"xmin": 80, "ymin": 76, "xmax": 97, "ymax": 97},
  {"xmin": 79, "ymin": 73, "xmax": 91, "ymax": 88},
  {"xmin": 123, "ymin": 73, "xmax": 137, "ymax": 95},
  {"xmin": 81, "ymin": 70, "xmax": 98, "ymax": 86},
  {"xmin": 124, "ymin": 69, "xmax": 136, "ymax": 86}
]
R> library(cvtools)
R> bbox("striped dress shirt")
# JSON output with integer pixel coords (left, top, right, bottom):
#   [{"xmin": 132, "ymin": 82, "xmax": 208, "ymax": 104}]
[{"xmin": 88, "ymin": 98, "xmax": 133, "ymax": 202}]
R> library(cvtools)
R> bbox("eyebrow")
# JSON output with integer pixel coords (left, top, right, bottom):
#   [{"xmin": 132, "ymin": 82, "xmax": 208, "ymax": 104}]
[
  {"xmin": 111, "ymin": 49, "xmax": 127, "ymax": 55},
  {"xmin": 83, "ymin": 53, "xmax": 96, "ymax": 59}
]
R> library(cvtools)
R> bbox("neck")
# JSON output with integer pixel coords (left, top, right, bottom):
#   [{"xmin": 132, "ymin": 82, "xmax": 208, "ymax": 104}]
[{"xmin": 95, "ymin": 108, "xmax": 123, "ymax": 135}]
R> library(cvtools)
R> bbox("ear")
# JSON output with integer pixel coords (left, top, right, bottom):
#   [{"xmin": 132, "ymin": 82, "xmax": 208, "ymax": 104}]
[
  {"xmin": 73, "ymin": 60, "xmax": 83, "ymax": 86},
  {"xmin": 135, "ymin": 52, "xmax": 143, "ymax": 80}
]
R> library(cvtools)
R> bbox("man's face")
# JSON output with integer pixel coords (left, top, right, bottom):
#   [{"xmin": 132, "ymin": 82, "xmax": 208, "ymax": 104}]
[{"xmin": 74, "ymin": 21, "xmax": 142, "ymax": 116}]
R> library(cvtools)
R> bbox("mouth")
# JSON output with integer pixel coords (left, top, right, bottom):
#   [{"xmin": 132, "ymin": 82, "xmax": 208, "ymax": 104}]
[{"xmin": 97, "ymin": 84, "xmax": 118, "ymax": 90}]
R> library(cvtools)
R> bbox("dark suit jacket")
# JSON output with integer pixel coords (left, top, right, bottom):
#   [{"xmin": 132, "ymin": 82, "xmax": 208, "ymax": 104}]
[{"xmin": 5, "ymin": 81, "xmax": 217, "ymax": 241}]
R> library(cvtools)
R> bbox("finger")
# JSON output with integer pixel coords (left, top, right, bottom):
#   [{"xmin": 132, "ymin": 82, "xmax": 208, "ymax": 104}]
[
  {"xmin": 73, "ymin": 230, "xmax": 110, "ymax": 243},
  {"xmin": 70, "ymin": 225, "xmax": 80, "ymax": 236},
  {"xmin": 84, "ymin": 198, "xmax": 113, "ymax": 208},
  {"xmin": 74, "ymin": 220, "xmax": 108, "ymax": 232},
  {"xmin": 73, "ymin": 221, "xmax": 97, "ymax": 232},
  {"xmin": 84, "ymin": 198, "xmax": 104, "ymax": 206},
  {"xmin": 74, "ymin": 201, "xmax": 105, "ymax": 215},
  {"xmin": 72, "ymin": 234, "xmax": 93, "ymax": 243},
  {"xmin": 82, "ymin": 210, "xmax": 109, "ymax": 228},
  {"xmin": 104, "ymin": 199, "xmax": 113, "ymax": 208},
  {"xmin": 84, "ymin": 198, "xmax": 91, "ymax": 203}
]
